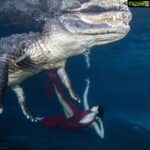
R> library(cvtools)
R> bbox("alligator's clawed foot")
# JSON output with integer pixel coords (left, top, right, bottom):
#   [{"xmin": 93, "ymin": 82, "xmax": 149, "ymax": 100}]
[
  {"xmin": 35, "ymin": 117, "xmax": 44, "ymax": 122},
  {"xmin": 71, "ymin": 92, "xmax": 81, "ymax": 103},
  {"xmin": 12, "ymin": 85, "xmax": 44, "ymax": 123},
  {"xmin": 26, "ymin": 113, "xmax": 43, "ymax": 123}
]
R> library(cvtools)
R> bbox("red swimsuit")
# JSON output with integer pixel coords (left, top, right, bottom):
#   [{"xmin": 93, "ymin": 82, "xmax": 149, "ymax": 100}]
[{"xmin": 41, "ymin": 72, "xmax": 95, "ymax": 130}]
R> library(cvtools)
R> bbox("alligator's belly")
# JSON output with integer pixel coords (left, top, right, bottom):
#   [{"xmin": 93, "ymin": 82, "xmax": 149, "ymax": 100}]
[
  {"xmin": 7, "ymin": 60, "xmax": 63, "ymax": 87},
  {"xmin": 8, "ymin": 68, "xmax": 42, "ymax": 87}
]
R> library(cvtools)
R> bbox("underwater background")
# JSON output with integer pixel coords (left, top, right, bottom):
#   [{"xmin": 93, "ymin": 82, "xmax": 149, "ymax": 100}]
[{"xmin": 0, "ymin": 8, "xmax": 150, "ymax": 150}]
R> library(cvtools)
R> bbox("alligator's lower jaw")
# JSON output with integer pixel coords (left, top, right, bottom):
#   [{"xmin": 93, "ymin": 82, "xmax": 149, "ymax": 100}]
[
  {"xmin": 85, "ymin": 32, "xmax": 127, "ymax": 47},
  {"xmin": 77, "ymin": 25, "xmax": 130, "ymax": 36}
]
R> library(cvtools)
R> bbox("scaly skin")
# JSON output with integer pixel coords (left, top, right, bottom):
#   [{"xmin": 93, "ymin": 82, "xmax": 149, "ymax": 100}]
[{"xmin": 0, "ymin": 0, "xmax": 132, "ymax": 122}]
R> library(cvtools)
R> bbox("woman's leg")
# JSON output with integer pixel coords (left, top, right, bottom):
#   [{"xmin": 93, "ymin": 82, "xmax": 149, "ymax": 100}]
[
  {"xmin": 53, "ymin": 84, "xmax": 74, "ymax": 118},
  {"xmin": 42, "ymin": 115, "xmax": 66, "ymax": 128},
  {"xmin": 48, "ymin": 72, "xmax": 80, "ymax": 118}
]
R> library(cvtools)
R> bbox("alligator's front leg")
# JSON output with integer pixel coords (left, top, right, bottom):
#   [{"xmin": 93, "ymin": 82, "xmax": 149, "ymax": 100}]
[
  {"xmin": 57, "ymin": 66, "xmax": 81, "ymax": 103},
  {"xmin": 12, "ymin": 85, "xmax": 42, "ymax": 122}
]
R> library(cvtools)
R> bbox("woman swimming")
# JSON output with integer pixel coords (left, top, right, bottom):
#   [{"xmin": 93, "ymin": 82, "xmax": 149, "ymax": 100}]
[{"xmin": 41, "ymin": 72, "xmax": 104, "ymax": 138}]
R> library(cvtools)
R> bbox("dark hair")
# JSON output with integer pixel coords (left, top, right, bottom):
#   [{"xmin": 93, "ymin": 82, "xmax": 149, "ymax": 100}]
[{"xmin": 97, "ymin": 105, "xmax": 104, "ymax": 120}]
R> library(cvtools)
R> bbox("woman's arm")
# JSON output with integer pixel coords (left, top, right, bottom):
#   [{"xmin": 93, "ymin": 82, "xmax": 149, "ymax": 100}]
[
  {"xmin": 91, "ymin": 117, "xmax": 104, "ymax": 139},
  {"xmin": 83, "ymin": 78, "xmax": 90, "ymax": 110}
]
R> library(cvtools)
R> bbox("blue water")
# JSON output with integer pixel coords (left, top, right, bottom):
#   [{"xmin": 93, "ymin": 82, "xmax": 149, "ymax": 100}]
[{"xmin": 0, "ymin": 8, "xmax": 150, "ymax": 150}]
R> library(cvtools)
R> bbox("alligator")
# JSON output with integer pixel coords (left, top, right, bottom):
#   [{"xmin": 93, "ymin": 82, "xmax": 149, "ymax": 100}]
[{"xmin": 0, "ymin": 0, "xmax": 132, "ymax": 122}]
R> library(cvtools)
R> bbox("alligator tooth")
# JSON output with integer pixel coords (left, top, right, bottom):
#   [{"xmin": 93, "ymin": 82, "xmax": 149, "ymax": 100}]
[
  {"xmin": 113, "ymin": 15, "xmax": 116, "ymax": 21},
  {"xmin": 116, "ymin": 14, "xmax": 120, "ymax": 19}
]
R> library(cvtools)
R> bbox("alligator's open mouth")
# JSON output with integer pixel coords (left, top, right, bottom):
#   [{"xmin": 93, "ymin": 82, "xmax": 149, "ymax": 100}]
[
  {"xmin": 60, "ymin": 2, "xmax": 132, "ymax": 41},
  {"xmin": 60, "ymin": 10, "xmax": 131, "ymax": 35}
]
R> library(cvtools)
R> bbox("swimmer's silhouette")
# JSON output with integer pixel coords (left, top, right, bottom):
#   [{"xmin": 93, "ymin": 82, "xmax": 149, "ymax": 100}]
[{"xmin": 42, "ymin": 72, "xmax": 104, "ymax": 138}]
